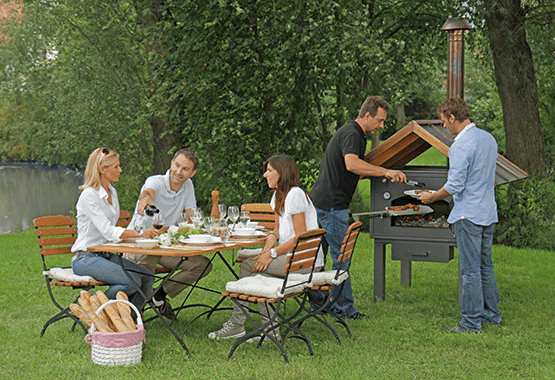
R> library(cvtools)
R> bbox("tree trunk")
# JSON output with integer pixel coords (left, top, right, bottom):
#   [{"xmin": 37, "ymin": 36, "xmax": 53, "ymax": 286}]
[{"xmin": 484, "ymin": 0, "xmax": 547, "ymax": 178}]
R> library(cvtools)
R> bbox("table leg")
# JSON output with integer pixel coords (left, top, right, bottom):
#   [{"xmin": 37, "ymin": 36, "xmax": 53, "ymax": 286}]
[{"xmin": 115, "ymin": 254, "xmax": 190, "ymax": 354}]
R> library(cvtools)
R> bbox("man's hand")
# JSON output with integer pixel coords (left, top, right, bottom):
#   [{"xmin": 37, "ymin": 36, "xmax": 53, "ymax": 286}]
[
  {"xmin": 418, "ymin": 190, "xmax": 434, "ymax": 204},
  {"xmin": 385, "ymin": 169, "xmax": 407, "ymax": 183},
  {"xmin": 137, "ymin": 189, "xmax": 156, "ymax": 216}
]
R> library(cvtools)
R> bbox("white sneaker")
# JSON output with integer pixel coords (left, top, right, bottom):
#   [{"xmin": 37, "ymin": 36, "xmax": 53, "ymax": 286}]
[{"xmin": 208, "ymin": 321, "xmax": 246, "ymax": 340}]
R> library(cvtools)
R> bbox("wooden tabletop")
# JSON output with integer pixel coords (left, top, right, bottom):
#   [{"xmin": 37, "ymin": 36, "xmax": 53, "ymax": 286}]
[{"xmin": 87, "ymin": 237, "xmax": 266, "ymax": 257}]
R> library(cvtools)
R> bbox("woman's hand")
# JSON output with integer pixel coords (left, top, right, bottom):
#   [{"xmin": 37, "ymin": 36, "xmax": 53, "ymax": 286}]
[
  {"xmin": 140, "ymin": 227, "xmax": 159, "ymax": 239},
  {"xmin": 252, "ymin": 251, "xmax": 273, "ymax": 273}
]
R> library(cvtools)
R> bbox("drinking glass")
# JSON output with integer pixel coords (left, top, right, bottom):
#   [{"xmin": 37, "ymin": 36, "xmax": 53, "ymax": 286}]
[
  {"xmin": 133, "ymin": 219, "xmax": 145, "ymax": 235},
  {"xmin": 218, "ymin": 204, "xmax": 227, "ymax": 221},
  {"xmin": 178, "ymin": 211, "xmax": 188, "ymax": 225},
  {"xmin": 191, "ymin": 208, "xmax": 204, "ymax": 229},
  {"xmin": 228, "ymin": 206, "xmax": 239, "ymax": 225},
  {"xmin": 153, "ymin": 212, "xmax": 165, "ymax": 230},
  {"xmin": 240, "ymin": 210, "xmax": 251, "ymax": 228}
]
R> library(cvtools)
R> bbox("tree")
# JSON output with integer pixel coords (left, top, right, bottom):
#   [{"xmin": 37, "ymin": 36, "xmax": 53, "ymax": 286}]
[{"xmin": 482, "ymin": 0, "xmax": 548, "ymax": 178}]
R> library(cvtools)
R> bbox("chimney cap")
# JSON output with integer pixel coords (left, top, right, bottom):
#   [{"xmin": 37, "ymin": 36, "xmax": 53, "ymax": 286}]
[{"xmin": 441, "ymin": 17, "xmax": 472, "ymax": 31}]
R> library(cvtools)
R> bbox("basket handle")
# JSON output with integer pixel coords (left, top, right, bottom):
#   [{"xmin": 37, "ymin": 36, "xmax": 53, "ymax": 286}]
[{"xmin": 90, "ymin": 299, "xmax": 142, "ymax": 333}]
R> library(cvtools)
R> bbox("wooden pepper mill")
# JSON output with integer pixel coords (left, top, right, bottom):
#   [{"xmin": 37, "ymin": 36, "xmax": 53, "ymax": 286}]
[{"xmin": 211, "ymin": 190, "xmax": 220, "ymax": 219}]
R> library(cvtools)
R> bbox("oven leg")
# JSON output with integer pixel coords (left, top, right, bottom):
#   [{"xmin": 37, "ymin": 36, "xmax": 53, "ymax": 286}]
[
  {"xmin": 400, "ymin": 260, "xmax": 412, "ymax": 286},
  {"xmin": 373, "ymin": 240, "xmax": 387, "ymax": 302}
]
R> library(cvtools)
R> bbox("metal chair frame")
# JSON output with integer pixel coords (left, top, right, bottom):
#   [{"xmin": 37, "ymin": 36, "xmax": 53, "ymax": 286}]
[
  {"xmin": 33, "ymin": 215, "xmax": 106, "ymax": 337},
  {"xmin": 223, "ymin": 228, "xmax": 326, "ymax": 363},
  {"xmin": 287, "ymin": 221, "xmax": 364, "ymax": 344}
]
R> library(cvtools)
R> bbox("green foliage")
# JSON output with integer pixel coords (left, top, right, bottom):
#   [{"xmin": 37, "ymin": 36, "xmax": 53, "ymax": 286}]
[{"xmin": 495, "ymin": 175, "xmax": 555, "ymax": 250}]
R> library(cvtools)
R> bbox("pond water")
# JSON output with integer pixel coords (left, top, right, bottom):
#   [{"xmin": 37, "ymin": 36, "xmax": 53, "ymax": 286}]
[{"xmin": 0, "ymin": 161, "xmax": 83, "ymax": 234}]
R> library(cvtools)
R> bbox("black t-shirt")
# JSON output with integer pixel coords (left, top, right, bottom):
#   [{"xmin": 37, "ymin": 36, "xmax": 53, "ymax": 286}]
[{"xmin": 311, "ymin": 120, "xmax": 367, "ymax": 211}]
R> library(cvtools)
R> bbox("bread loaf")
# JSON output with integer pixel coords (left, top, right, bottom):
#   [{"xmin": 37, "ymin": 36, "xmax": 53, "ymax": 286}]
[
  {"xmin": 69, "ymin": 303, "xmax": 92, "ymax": 327},
  {"xmin": 79, "ymin": 296, "xmax": 113, "ymax": 332},
  {"xmin": 96, "ymin": 290, "xmax": 131, "ymax": 332},
  {"xmin": 116, "ymin": 292, "xmax": 137, "ymax": 330}
]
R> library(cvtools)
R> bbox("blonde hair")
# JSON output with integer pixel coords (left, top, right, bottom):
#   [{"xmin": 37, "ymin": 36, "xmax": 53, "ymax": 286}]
[{"xmin": 80, "ymin": 147, "xmax": 120, "ymax": 190}]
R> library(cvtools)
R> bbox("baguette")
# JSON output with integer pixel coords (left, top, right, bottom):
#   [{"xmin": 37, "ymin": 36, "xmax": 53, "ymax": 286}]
[
  {"xmin": 69, "ymin": 303, "xmax": 92, "ymax": 327},
  {"xmin": 80, "ymin": 290, "xmax": 92, "ymax": 301},
  {"xmin": 96, "ymin": 290, "xmax": 131, "ymax": 332},
  {"xmin": 90, "ymin": 295, "xmax": 116, "ymax": 331},
  {"xmin": 78, "ymin": 296, "xmax": 113, "ymax": 332},
  {"xmin": 116, "ymin": 291, "xmax": 131, "ymax": 314},
  {"xmin": 116, "ymin": 292, "xmax": 137, "ymax": 330}
]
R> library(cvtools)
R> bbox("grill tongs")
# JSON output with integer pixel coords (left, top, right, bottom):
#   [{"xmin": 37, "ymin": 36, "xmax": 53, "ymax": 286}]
[{"xmin": 353, "ymin": 205, "xmax": 434, "ymax": 220}]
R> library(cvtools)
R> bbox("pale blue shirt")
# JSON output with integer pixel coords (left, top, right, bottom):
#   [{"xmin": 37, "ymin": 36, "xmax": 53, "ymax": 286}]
[
  {"xmin": 71, "ymin": 184, "xmax": 126, "ymax": 252},
  {"xmin": 129, "ymin": 169, "xmax": 197, "ymax": 229},
  {"xmin": 444, "ymin": 123, "xmax": 498, "ymax": 226}
]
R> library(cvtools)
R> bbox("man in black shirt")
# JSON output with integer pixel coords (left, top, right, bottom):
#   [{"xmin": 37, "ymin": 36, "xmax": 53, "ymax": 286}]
[{"xmin": 310, "ymin": 96, "xmax": 406, "ymax": 319}]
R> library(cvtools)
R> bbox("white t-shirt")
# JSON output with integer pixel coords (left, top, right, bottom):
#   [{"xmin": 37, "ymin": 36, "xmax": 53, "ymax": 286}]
[
  {"xmin": 71, "ymin": 184, "xmax": 126, "ymax": 252},
  {"xmin": 270, "ymin": 187, "xmax": 324, "ymax": 267},
  {"xmin": 129, "ymin": 169, "xmax": 197, "ymax": 229}
]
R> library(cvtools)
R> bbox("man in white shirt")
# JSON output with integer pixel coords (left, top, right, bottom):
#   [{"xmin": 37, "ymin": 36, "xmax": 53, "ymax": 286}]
[{"xmin": 125, "ymin": 149, "xmax": 212, "ymax": 319}]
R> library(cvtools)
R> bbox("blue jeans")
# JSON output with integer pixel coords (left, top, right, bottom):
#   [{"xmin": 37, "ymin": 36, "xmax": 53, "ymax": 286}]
[
  {"xmin": 308, "ymin": 207, "xmax": 358, "ymax": 318},
  {"xmin": 72, "ymin": 252, "xmax": 155, "ymax": 311},
  {"xmin": 455, "ymin": 219, "xmax": 501, "ymax": 331}
]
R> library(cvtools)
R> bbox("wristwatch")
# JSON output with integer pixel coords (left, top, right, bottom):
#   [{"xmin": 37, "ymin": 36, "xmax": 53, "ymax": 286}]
[{"xmin": 270, "ymin": 248, "xmax": 277, "ymax": 259}]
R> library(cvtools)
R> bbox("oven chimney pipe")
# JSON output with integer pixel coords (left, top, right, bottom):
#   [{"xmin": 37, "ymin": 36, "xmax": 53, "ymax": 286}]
[{"xmin": 441, "ymin": 18, "xmax": 472, "ymax": 99}]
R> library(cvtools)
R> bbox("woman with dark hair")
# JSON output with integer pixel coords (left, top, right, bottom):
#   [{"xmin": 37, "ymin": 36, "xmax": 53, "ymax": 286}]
[
  {"xmin": 71, "ymin": 147, "xmax": 159, "ymax": 312},
  {"xmin": 208, "ymin": 154, "xmax": 323, "ymax": 341}
]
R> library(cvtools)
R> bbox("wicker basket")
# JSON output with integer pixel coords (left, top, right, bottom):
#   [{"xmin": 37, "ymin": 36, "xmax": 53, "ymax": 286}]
[{"xmin": 86, "ymin": 299, "xmax": 145, "ymax": 366}]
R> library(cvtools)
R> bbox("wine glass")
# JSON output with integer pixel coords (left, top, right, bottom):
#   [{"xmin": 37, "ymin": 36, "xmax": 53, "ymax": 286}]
[
  {"xmin": 191, "ymin": 208, "xmax": 204, "ymax": 230},
  {"xmin": 133, "ymin": 218, "xmax": 145, "ymax": 236},
  {"xmin": 228, "ymin": 206, "xmax": 239, "ymax": 227},
  {"xmin": 178, "ymin": 211, "xmax": 188, "ymax": 225},
  {"xmin": 218, "ymin": 204, "xmax": 227, "ymax": 221},
  {"xmin": 240, "ymin": 210, "xmax": 251, "ymax": 228},
  {"xmin": 153, "ymin": 212, "xmax": 165, "ymax": 231}
]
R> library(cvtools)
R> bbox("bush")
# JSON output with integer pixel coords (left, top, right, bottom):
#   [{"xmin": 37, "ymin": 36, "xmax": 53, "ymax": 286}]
[{"xmin": 495, "ymin": 175, "xmax": 555, "ymax": 250}]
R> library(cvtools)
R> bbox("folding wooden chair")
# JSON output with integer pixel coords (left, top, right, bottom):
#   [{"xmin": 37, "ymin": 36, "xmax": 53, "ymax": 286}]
[
  {"xmin": 222, "ymin": 228, "xmax": 326, "ymax": 363},
  {"xmin": 116, "ymin": 210, "xmax": 132, "ymax": 228},
  {"xmin": 240, "ymin": 203, "xmax": 275, "ymax": 229},
  {"xmin": 288, "ymin": 221, "xmax": 364, "ymax": 344},
  {"xmin": 33, "ymin": 216, "xmax": 106, "ymax": 337}
]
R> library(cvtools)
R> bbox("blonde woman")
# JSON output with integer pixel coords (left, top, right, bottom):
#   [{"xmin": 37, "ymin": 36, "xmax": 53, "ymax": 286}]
[{"xmin": 71, "ymin": 147, "xmax": 158, "ymax": 312}]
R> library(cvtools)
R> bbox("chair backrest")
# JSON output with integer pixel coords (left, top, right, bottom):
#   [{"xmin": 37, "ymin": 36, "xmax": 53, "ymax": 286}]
[
  {"xmin": 116, "ymin": 210, "xmax": 132, "ymax": 228},
  {"xmin": 281, "ymin": 228, "xmax": 326, "ymax": 294},
  {"xmin": 335, "ymin": 221, "xmax": 363, "ymax": 278},
  {"xmin": 33, "ymin": 216, "xmax": 77, "ymax": 259},
  {"xmin": 241, "ymin": 203, "xmax": 275, "ymax": 229}
]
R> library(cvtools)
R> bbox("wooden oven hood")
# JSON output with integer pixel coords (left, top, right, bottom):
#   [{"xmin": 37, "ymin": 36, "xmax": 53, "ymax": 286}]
[{"xmin": 363, "ymin": 120, "xmax": 528, "ymax": 186}]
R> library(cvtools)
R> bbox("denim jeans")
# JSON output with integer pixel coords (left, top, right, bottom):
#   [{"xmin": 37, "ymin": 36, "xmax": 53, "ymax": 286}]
[
  {"xmin": 455, "ymin": 219, "xmax": 501, "ymax": 331},
  {"xmin": 72, "ymin": 252, "xmax": 155, "ymax": 310},
  {"xmin": 308, "ymin": 207, "xmax": 358, "ymax": 318}
]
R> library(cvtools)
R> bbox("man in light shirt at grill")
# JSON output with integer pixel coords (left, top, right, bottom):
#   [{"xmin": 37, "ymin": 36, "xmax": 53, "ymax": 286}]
[{"xmin": 420, "ymin": 98, "xmax": 501, "ymax": 334}]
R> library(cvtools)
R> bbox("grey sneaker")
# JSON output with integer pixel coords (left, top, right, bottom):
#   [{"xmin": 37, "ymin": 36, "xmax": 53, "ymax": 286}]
[{"xmin": 208, "ymin": 321, "xmax": 246, "ymax": 340}]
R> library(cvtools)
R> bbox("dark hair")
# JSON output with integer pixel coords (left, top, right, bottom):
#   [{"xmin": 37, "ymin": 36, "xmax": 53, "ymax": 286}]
[
  {"xmin": 358, "ymin": 96, "xmax": 391, "ymax": 118},
  {"xmin": 437, "ymin": 98, "xmax": 470, "ymax": 122},
  {"xmin": 264, "ymin": 155, "xmax": 311, "ymax": 216},
  {"xmin": 172, "ymin": 148, "xmax": 199, "ymax": 170}
]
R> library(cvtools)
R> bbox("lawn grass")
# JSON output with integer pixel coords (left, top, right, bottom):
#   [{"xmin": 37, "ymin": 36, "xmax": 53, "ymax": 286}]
[{"xmin": 1, "ymin": 227, "xmax": 554, "ymax": 379}]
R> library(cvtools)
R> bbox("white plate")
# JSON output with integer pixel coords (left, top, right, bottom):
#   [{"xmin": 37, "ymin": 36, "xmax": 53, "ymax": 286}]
[
  {"xmin": 404, "ymin": 190, "xmax": 436, "ymax": 198},
  {"xmin": 232, "ymin": 228, "xmax": 257, "ymax": 236}
]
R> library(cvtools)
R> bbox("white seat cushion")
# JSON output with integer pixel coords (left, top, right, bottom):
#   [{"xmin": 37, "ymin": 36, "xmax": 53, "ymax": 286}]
[
  {"xmin": 289, "ymin": 271, "xmax": 349, "ymax": 286},
  {"xmin": 226, "ymin": 274, "xmax": 310, "ymax": 298},
  {"xmin": 44, "ymin": 268, "xmax": 97, "ymax": 283}
]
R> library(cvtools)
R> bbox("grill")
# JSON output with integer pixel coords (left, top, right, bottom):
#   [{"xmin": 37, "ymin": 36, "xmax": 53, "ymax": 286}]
[{"xmin": 358, "ymin": 120, "xmax": 528, "ymax": 302}]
